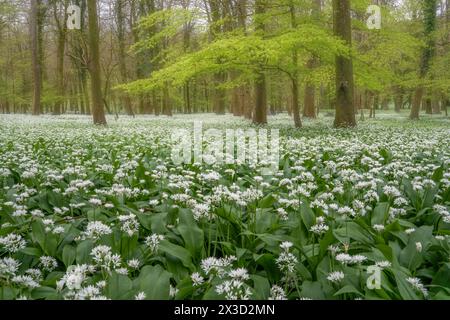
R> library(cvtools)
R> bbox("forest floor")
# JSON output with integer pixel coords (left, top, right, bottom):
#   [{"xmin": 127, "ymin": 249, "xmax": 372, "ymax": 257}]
[{"xmin": 0, "ymin": 112, "xmax": 449, "ymax": 300}]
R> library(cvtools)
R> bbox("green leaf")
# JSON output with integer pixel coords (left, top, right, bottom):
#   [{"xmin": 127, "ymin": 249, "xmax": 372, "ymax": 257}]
[
  {"xmin": 135, "ymin": 265, "xmax": 171, "ymax": 299},
  {"xmin": 392, "ymin": 270, "xmax": 420, "ymax": 300},
  {"xmin": 334, "ymin": 285, "xmax": 364, "ymax": 297},
  {"xmin": 251, "ymin": 275, "xmax": 271, "ymax": 300},
  {"xmin": 20, "ymin": 247, "xmax": 42, "ymax": 257},
  {"xmin": 76, "ymin": 240, "xmax": 93, "ymax": 264},
  {"xmin": 299, "ymin": 201, "xmax": 315, "ymax": 230},
  {"xmin": 62, "ymin": 244, "xmax": 76, "ymax": 267},
  {"xmin": 159, "ymin": 240, "xmax": 194, "ymax": 270},
  {"xmin": 371, "ymin": 202, "xmax": 389, "ymax": 226},
  {"xmin": 177, "ymin": 208, "xmax": 204, "ymax": 258},
  {"xmin": 107, "ymin": 272, "xmax": 133, "ymax": 300},
  {"xmin": 31, "ymin": 286, "xmax": 60, "ymax": 300}
]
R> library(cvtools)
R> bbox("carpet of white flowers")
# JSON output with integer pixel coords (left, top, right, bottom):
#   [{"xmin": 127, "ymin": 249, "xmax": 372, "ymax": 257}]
[{"xmin": 0, "ymin": 113, "xmax": 449, "ymax": 300}]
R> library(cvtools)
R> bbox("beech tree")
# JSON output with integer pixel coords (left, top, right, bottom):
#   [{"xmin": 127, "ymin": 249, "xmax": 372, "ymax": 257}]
[
  {"xmin": 333, "ymin": 0, "xmax": 356, "ymax": 128},
  {"xmin": 30, "ymin": 0, "xmax": 42, "ymax": 116},
  {"xmin": 87, "ymin": 0, "xmax": 106, "ymax": 124}
]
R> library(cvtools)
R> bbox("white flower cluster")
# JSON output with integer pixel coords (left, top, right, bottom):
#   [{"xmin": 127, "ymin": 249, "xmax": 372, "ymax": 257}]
[
  {"xmin": 310, "ymin": 216, "xmax": 329, "ymax": 235},
  {"xmin": 434, "ymin": 204, "xmax": 450, "ymax": 223},
  {"xmin": 327, "ymin": 271, "xmax": 345, "ymax": 283},
  {"xmin": 0, "ymin": 233, "xmax": 26, "ymax": 253},
  {"xmin": 0, "ymin": 257, "xmax": 21, "ymax": 278},
  {"xmin": 80, "ymin": 221, "xmax": 112, "ymax": 240},
  {"xmin": 118, "ymin": 213, "xmax": 140, "ymax": 236},
  {"xmin": 268, "ymin": 285, "xmax": 287, "ymax": 300},
  {"xmin": 276, "ymin": 242, "xmax": 298, "ymax": 274},
  {"xmin": 145, "ymin": 234, "xmax": 165, "ymax": 253},
  {"xmin": 201, "ymin": 256, "xmax": 237, "ymax": 278},
  {"xmin": 215, "ymin": 268, "xmax": 252, "ymax": 300},
  {"xmin": 335, "ymin": 253, "xmax": 367, "ymax": 265},
  {"xmin": 90, "ymin": 245, "xmax": 122, "ymax": 272}
]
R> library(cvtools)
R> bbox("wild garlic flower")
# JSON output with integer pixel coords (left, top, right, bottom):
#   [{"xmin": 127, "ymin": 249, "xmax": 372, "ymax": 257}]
[
  {"xmin": 191, "ymin": 272, "xmax": 205, "ymax": 286},
  {"xmin": 127, "ymin": 259, "xmax": 140, "ymax": 269},
  {"xmin": 201, "ymin": 256, "xmax": 236, "ymax": 278},
  {"xmin": 0, "ymin": 233, "xmax": 26, "ymax": 253},
  {"xmin": 90, "ymin": 245, "xmax": 121, "ymax": 272},
  {"xmin": 118, "ymin": 213, "xmax": 139, "ymax": 236},
  {"xmin": 310, "ymin": 216, "xmax": 329, "ymax": 235},
  {"xmin": 268, "ymin": 285, "xmax": 287, "ymax": 300},
  {"xmin": 276, "ymin": 242, "xmax": 298, "ymax": 274},
  {"xmin": 135, "ymin": 292, "xmax": 146, "ymax": 300},
  {"xmin": 0, "ymin": 257, "xmax": 20, "ymax": 277},
  {"xmin": 81, "ymin": 221, "xmax": 112, "ymax": 240},
  {"xmin": 216, "ymin": 279, "xmax": 252, "ymax": 300},
  {"xmin": 327, "ymin": 271, "xmax": 345, "ymax": 283},
  {"xmin": 375, "ymin": 261, "xmax": 391, "ymax": 268},
  {"xmin": 335, "ymin": 253, "xmax": 367, "ymax": 265},
  {"xmin": 406, "ymin": 277, "xmax": 428, "ymax": 297},
  {"xmin": 145, "ymin": 234, "xmax": 165, "ymax": 253},
  {"xmin": 39, "ymin": 256, "xmax": 58, "ymax": 272}
]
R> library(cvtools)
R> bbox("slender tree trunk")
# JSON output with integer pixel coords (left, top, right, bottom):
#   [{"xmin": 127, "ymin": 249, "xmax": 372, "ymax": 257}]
[
  {"xmin": 87, "ymin": 0, "xmax": 107, "ymax": 124},
  {"xmin": 333, "ymin": 0, "xmax": 356, "ymax": 127},
  {"xmin": 116, "ymin": 0, "xmax": 134, "ymax": 116},
  {"xmin": 30, "ymin": 0, "xmax": 41, "ymax": 115},
  {"xmin": 289, "ymin": 1, "xmax": 302, "ymax": 127},
  {"xmin": 303, "ymin": 0, "xmax": 321, "ymax": 119},
  {"xmin": 253, "ymin": 0, "xmax": 268, "ymax": 125},
  {"xmin": 162, "ymin": 83, "xmax": 172, "ymax": 116}
]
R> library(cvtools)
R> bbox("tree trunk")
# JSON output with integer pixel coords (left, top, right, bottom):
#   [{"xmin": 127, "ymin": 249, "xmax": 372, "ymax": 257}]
[
  {"xmin": 410, "ymin": 0, "xmax": 437, "ymax": 120},
  {"xmin": 30, "ymin": 0, "xmax": 42, "ymax": 116},
  {"xmin": 162, "ymin": 83, "xmax": 172, "ymax": 116},
  {"xmin": 289, "ymin": 1, "xmax": 302, "ymax": 127},
  {"xmin": 333, "ymin": 0, "xmax": 356, "ymax": 127},
  {"xmin": 303, "ymin": 0, "xmax": 321, "ymax": 119},
  {"xmin": 87, "ymin": 0, "xmax": 107, "ymax": 124},
  {"xmin": 116, "ymin": 0, "xmax": 134, "ymax": 116},
  {"xmin": 252, "ymin": 0, "xmax": 268, "ymax": 125}
]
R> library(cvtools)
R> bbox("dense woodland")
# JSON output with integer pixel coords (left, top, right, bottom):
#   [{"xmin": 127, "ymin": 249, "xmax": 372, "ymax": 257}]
[{"xmin": 0, "ymin": 0, "xmax": 449, "ymax": 127}]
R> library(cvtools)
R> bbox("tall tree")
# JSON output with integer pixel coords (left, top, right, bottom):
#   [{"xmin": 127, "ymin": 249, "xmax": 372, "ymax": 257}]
[
  {"xmin": 87, "ymin": 0, "xmax": 107, "ymax": 124},
  {"xmin": 410, "ymin": 0, "xmax": 438, "ymax": 120},
  {"xmin": 333, "ymin": 0, "xmax": 356, "ymax": 128},
  {"xmin": 30, "ymin": 0, "xmax": 42, "ymax": 115},
  {"xmin": 208, "ymin": 0, "xmax": 226, "ymax": 115},
  {"xmin": 303, "ymin": 0, "xmax": 322, "ymax": 119},
  {"xmin": 52, "ymin": 0, "xmax": 68, "ymax": 115},
  {"xmin": 289, "ymin": 0, "xmax": 302, "ymax": 128},
  {"xmin": 115, "ymin": 0, "xmax": 134, "ymax": 116},
  {"xmin": 253, "ymin": 0, "xmax": 268, "ymax": 125}
]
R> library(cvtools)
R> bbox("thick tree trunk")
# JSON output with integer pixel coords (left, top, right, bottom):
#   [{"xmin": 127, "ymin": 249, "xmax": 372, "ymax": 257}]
[
  {"xmin": 410, "ymin": 0, "xmax": 437, "ymax": 120},
  {"xmin": 333, "ymin": 0, "xmax": 356, "ymax": 127},
  {"xmin": 411, "ymin": 87, "xmax": 424, "ymax": 119},
  {"xmin": 87, "ymin": 0, "xmax": 107, "ymax": 124}
]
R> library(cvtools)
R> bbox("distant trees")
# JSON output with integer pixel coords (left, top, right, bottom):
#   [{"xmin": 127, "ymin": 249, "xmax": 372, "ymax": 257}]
[{"xmin": 1, "ymin": 0, "xmax": 450, "ymax": 125}]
